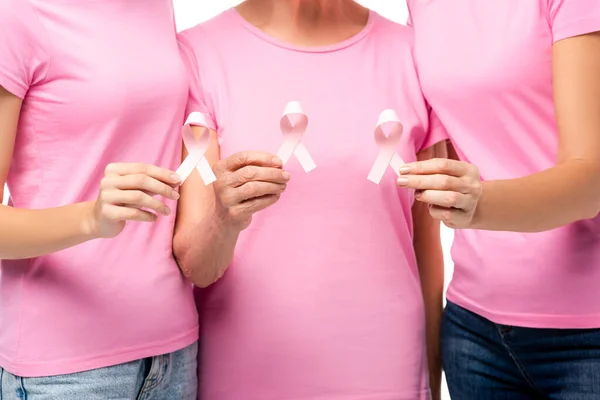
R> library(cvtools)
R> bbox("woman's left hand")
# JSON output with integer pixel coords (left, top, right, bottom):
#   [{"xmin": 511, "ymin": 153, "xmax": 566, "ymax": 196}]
[{"xmin": 397, "ymin": 158, "xmax": 482, "ymax": 229}]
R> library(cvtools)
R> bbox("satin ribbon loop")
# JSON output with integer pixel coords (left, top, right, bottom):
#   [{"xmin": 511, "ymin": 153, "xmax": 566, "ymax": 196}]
[
  {"xmin": 276, "ymin": 101, "xmax": 316, "ymax": 172},
  {"xmin": 176, "ymin": 112, "xmax": 216, "ymax": 185},
  {"xmin": 367, "ymin": 109, "xmax": 404, "ymax": 184}
]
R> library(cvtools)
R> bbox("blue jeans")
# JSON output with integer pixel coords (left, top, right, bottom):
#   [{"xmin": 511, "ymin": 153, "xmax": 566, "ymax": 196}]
[
  {"xmin": 442, "ymin": 301, "xmax": 600, "ymax": 399},
  {"xmin": 0, "ymin": 342, "xmax": 197, "ymax": 400}
]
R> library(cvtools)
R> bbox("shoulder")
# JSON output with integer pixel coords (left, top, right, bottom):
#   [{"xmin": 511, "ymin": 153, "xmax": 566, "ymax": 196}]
[
  {"xmin": 177, "ymin": 10, "xmax": 236, "ymax": 56},
  {"xmin": 369, "ymin": 11, "xmax": 414, "ymax": 53}
]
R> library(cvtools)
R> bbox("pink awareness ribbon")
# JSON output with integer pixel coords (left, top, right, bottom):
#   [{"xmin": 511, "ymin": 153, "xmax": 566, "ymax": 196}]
[
  {"xmin": 367, "ymin": 109, "xmax": 404, "ymax": 184},
  {"xmin": 175, "ymin": 112, "xmax": 216, "ymax": 185},
  {"xmin": 276, "ymin": 101, "xmax": 316, "ymax": 172}
]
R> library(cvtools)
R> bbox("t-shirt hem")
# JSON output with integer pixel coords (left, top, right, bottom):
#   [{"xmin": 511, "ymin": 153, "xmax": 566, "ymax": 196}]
[
  {"xmin": 0, "ymin": 325, "xmax": 199, "ymax": 378},
  {"xmin": 0, "ymin": 72, "xmax": 27, "ymax": 99},
  {"xmin": 212, "ymin": 390, "xmax": 431, "ymax": 400},
  {"xmin": 447, "ymin": 289, "xmax": 600, "ymax": 329},
  {"xmin": 553, "ymin": 14, "xmax": 600, "ymax": 43}
]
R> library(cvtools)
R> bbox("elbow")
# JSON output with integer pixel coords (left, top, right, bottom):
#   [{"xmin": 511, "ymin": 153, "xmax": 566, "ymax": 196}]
[
  {"xmin": 173, "ymin": 234, "xmax": 208, "ymax": 288},
  {"xmin": 581, "ymin": 202, "xmax": 600, "ymax": 221},
  {"xmin": 173, "ymin": 233, "xmax": 220, "ymax": 288}
]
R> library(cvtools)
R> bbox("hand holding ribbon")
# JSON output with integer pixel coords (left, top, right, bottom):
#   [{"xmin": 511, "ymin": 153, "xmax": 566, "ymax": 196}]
[
  {"xmin": 397, "ymin": 158, "xmax": 482, "ymax": 228},
  {"xmin": 212, "ymin": 151, "xmax": 290, "ymax": 231},
  {"xmin": 89, "ymin": 163, "xmax": 181, "ymax": 239}
]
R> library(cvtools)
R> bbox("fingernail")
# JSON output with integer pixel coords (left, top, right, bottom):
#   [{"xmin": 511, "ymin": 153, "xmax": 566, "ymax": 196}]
[
  {"xmin": 282, "ymin": 171, "xmax": 291, "ymax": 180},
  {"xmin": 272, "ymin": 157, "xmax": 283, "ymax": 167},
  {"xmin": 414, "ymin": 191, "xmax": 422, "ymax": 198},
  {"xmin": 171, "ymin": 190, "xmax": 180, "ymax": 200},
  {"xmin": 171, "ymin": 174, "xmax": 182, "ymax": 183},
  {"xmin": 397, "ymin": 177, "xmax": 409, "ymax": 186},
  {"xmin": 164, "ymin": 206, "xmax": 171, "ymax": 215},
  {"xmin": 399, "ymin": 166, "xmax": 411, "ymax": 175}
]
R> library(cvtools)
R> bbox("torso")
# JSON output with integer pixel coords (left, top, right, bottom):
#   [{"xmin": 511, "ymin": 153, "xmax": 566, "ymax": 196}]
[
  {"xmin": 0, "ymin": 0, "xmax": 197, "ymax": 376},
  {"xmin": 180, "ymin": 9, "xmax": 441, "ymax": 399},
  {"xmin": 409, "ymin": 0, "xmax": 600, "ymax": 328}
]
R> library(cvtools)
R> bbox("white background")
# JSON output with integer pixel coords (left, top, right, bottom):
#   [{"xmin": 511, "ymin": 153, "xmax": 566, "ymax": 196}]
[{"xmin": 2, "ymin": 1, "xmax": 454, "ymax": 397}]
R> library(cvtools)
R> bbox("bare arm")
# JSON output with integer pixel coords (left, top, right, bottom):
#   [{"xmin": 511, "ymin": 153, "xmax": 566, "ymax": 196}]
[
  {"xmin": 172, "ymin": 130, "xmax": 239, "ymax": 287},
  {"xmin": 173, "ymin": 127, "xmax": 289, "ymax": 287},
  {"xmin": 0, "ymin": 87, "xmax": 181, "ymax": 260},
  {"xmin": 399, "ymin": 32, "xmax": 600, "ymax": 232},
  {"xmin": 412, "ymin": 143, "xmax": 445, "ymax": 400}
]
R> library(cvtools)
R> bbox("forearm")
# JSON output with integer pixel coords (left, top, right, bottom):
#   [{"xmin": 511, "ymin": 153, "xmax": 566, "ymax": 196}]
[
  {"xmin": 413, "ymin": 197, "xmax": 444, "ymax": 398},
  {"xmin": 417, "ymin": 247, "xmax": 444, "ymax": 399},
  {"xmin": 472, "ymin": 160, "xmax": 600, "ymax": 232},
  {"xmin": 173, "ymin": 206, "xmax": 241, "ymax": 288},
  {"xmin": 0, "ymin": 201, "xmax": 95, "ymax": 259}
]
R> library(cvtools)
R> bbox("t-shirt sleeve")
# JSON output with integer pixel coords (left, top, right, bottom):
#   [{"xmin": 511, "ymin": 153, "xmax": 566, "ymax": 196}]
[
  {"xmin": 405, "ymin": 0, "xmax": 413, "ymax": 26},
  {"xmin": 0, "ymin": 0, "xmax": 50, "ymax": 99},
  {"xmin": 177, "ymin": 31, "xmax": 218, "ymax": 131},
  {"xmin": 418, "ymin": 107, "xmax": 449, "ymax": 151},
  {"xmin": 547, "ymin": 0, "xmax": 600, "ymax": 43}
]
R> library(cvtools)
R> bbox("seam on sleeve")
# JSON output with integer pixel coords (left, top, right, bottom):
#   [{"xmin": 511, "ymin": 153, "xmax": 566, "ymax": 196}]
[{"xmin": 552, "ymin": 14, "xmax": 600, "ymax": 43}]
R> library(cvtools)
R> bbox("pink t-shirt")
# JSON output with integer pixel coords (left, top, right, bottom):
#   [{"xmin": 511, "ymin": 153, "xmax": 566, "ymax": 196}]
[
  {"xmin": 408, "ymin": 0, "xmax": 600, "ymax": 328},
  {"xmin": 179, "ymin": 9, "xmax": 445, "ymax": 400},
  {"xmin": 0, "ymin": 0, "xmax": 198, "ymax": 376}
]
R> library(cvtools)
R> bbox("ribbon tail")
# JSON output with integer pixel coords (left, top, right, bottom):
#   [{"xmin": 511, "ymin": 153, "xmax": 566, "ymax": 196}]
[
  {"xmin": 389, "ymin": 153, "xmax": 404, "ymax": 176},
  {"xmin": 196, "ymin": 157, "xmax": 216, "ymax": 185},
  {"xmin": 367, "ymin": 151, "xmax": 394, "ymax": 184},
  {"xmin": 293, "ymin": 143, "xmax": 316, "ymax": 172},
  {"xmin": 176, "ymin": 153, "xmax": 201, "ymax": 183},
  {"xmin": 276, "ymin": 139, "xmax": 299, "ymax": 165}
]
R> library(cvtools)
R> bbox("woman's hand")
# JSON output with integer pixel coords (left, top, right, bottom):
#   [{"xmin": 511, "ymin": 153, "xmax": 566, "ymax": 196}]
[
  {"xmin": 397, "ymin": 158, "xmax": 482, "ymax": 228},
  {"xmin": 89, "ymin": 163, "xmax": 182, "ymax": 238},
  {"xmin": 213, "ymin": 151, "xmax": 290, "ymax": 230}
]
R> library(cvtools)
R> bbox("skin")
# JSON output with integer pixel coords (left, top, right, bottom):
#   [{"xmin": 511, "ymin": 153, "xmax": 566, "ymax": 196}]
[
  {"xmin": 397, "ymin": 31, "xmax": 600, "ymax": 233},
  {"xmin": 0, "ymin": 87, "xmax": 180, "ymax": 259},
  {"xmin": 172, "ymin": 0, "xmax": 444, "ymax": 397}
]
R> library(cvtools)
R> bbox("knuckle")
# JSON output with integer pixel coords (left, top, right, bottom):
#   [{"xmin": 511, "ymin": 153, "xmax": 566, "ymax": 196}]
[
  {"xmin": 241, "ymin": 182, "xmax": 257, "ymax": 198},
  {"xmin": 236, "ymin": 152, "xmax": 249, "ymax": 167},
  {"xmin": 442, "ymin": 210, "xmax": 453, "ymax": 222},
  {"xmin": 137, "ymin": 163, "xmax": 150, "ymax": 175},
  {"xmin": 100, "ymin": 177, "xmax": 111, "ymax": 190},
  {"xmin": 240, "ymin": 166, "xmax": 256, "ymax": 181},
  {"xmin": 446, "ymin": 192, "xmax": 458, "ymax": 207},
  {"xmin": 437, "ymin": 158, "xmax": 451, "ymax": 171},
  {"xmin": 132, "ymin": 191, "xmax": 145, "ymax": 203},
  {"xmin": 133, "ymin": 174, "xmax": 147, "ymax": 188},
  {"xmin": 441, "ymin": 176, "xmax": 453, "ymax": 190},
  {"xmin": 104, "ymin": 163, "xmax": 117, "ymax": 175}
]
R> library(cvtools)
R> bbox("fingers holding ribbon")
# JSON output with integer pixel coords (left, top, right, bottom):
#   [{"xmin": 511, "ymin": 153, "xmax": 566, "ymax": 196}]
[
  {"xmin": 176, "ymin": 112, "xmax": 216, "ymax": 185},
  {"xmin": 397, "ymin": 158, "xmax": 483, "ymax": 228},
  {"xmin": 367, "ymin": 109, "xmax": 404, "ymax": 184},
  {"xmin": 212, "ymin": 150, "xmax": 290, "ymax": 230}
]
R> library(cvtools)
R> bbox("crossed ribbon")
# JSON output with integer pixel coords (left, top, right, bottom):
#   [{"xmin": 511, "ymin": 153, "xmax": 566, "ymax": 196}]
[
  {"xmin": 367, "ymin": 109, "xmax": 404, "ymax": 184},
  {"xmin": 276, "ymin": 101, "xmax": 316, "ymax": 172},
  {"xmin": 175, "ymin": 112, "xmax": 216, "ymax": 185}
]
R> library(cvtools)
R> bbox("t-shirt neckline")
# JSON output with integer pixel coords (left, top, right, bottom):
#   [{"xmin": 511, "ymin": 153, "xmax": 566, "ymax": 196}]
[{"xmin": 227, "ymin": 7, "xmax": 376, "ymax": 53}]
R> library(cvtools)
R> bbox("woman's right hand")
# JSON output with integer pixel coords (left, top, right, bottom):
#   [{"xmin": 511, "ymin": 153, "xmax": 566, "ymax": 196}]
[
  {"xmin": 212, "ymin": 151, "xmax": 290, "ymax": 230},
  {"xmin": 88, "ymin": 163, "xmax": 182, "ymax": 238}
]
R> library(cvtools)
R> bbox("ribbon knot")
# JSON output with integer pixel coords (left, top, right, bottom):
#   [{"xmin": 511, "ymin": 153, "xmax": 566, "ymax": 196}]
[
  {"xmin": 176, "ymin": 112, "xmax": 216, "ymax": 185},
  {"xmin": 367, "ymin": 109, "xmax": 404, "ymax": 184},
  {"xmin": 276, "ymin": 101, "xmax": 316, "ymax": 172}
]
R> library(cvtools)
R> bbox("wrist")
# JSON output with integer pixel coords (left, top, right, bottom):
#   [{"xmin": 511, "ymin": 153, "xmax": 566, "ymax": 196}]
[
  {"xmin": 469, "ymin": 181, "xmax": 488, "ymax": 229},
  {"xmin": 78, "ymin": 201, "xmax": 99, "ymax": 240}
]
